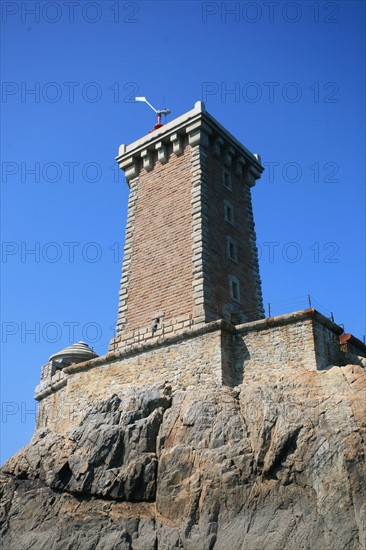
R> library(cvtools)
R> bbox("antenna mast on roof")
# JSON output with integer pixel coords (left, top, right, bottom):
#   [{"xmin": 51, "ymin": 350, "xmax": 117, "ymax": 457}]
[{"xmin": 135, "ymin": 96, "xmax": 171, "ymax": 132}]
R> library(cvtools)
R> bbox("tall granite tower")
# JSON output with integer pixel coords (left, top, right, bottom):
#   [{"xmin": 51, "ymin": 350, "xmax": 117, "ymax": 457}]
[
  {"xmin": 109, "ymin": 101, "xmax": 264, "ymax": 352},
  {"xmin": 34, "ymin": 100, "xmax": 366, "ymax": 428}
]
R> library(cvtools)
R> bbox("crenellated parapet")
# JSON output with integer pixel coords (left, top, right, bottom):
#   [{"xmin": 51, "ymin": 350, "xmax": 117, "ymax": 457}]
[{"xmin": 116, "ymin": 101, "xmax": 262, "ymax": 187}]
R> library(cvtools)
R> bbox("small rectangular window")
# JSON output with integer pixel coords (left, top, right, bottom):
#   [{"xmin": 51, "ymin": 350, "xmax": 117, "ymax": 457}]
[
  {"xmin": 232, "ymin": 281, "xmax": 239, "ymax": 301},
  {"xmin": 222, "ymin": 168, "xmax": 232, "ymax": 191},
  {"xmin": 226, "ymin": 236, "xmax": 238, "ymax": 262},
  {"xmin": 229, "ymin": 275, "xmax": 241, "ymax": 303},
  {"xmin": 224, "ymin": 200, "xmax": 235, "ymax": 225}
]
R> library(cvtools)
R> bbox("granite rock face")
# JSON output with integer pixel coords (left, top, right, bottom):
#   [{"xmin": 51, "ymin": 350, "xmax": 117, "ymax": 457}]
[{"xmin": 1, "ymin": 364, "xmax": 365, "ymax": 550}]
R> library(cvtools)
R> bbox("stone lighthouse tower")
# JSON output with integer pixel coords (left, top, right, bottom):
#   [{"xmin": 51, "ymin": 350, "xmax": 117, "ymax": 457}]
[
  {"xmin": 109, "ymin": 101, "xmax": 264, "ymax": 352},
  {"xmin": 34, "ymin": 100, "xmax": 366, "ymax": 428}
]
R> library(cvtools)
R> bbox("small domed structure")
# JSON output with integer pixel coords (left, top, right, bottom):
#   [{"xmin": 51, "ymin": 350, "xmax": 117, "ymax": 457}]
[{"xmin": 49, "ymin": 341, "xmax": 98, "ymax": 372}]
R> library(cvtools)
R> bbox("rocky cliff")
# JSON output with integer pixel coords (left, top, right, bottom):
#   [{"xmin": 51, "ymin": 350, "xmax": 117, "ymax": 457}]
[{"xmin": 1, "ymin": 363, "xmax": 365, "ymax": 549}]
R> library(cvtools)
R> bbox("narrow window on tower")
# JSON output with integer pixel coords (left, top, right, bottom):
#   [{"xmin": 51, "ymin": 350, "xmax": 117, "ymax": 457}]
[
  {"xmin": 222, "ymin": 167, "xmax": 232, "ymax": 191},
  {"xmin": 226, "ymin": 236, "xmax": 238, "ymax": 262},
  {"xmin": 224, "ymin": 200, "xmax": 235, "ymax": 225},
  {"xmin": 229, "ymin": 275, "xmax": 241, "ymax": 303}
]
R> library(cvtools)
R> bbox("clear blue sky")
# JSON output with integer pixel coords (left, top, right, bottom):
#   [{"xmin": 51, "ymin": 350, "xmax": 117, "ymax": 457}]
[{"xmin": 1, "ymin": 1, "xmax": 365, "ymax": 463}]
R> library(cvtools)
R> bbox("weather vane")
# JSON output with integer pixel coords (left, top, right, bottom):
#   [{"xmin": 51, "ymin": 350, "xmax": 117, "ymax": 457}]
[{"xmin": 135, "ymin": 96, "xmax": 171, "ymax": 132}]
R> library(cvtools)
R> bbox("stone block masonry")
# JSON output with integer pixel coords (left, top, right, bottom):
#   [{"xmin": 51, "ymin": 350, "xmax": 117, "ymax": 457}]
[
  {"xmin": 234, "ymin": 309, "xmax": 346, "ymax": 374},
  {"xmin": 119, "ymin": 141, "xmax": 194, "ymax": 336},
  {"xmin": 35, "ymin": 309, "xmax": 365, "ymax": 432},
  {"xmin": 204, "ymin": 150, "xmax": 264, "ymax": 323},
  {"xmin": 109, "ymin": 101, "xmax": 264, "ymax": 353},
  {"xmin": 36, "ymin": 322, "xmax": 226, "ymax": 432}
]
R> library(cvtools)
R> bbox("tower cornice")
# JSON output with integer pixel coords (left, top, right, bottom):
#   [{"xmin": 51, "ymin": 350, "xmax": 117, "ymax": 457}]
[{"xmin": 116, "ymin": 101, "xmax": 264, "ymax": 183}]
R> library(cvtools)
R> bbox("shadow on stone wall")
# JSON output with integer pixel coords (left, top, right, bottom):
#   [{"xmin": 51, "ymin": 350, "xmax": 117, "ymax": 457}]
[{"xmin": 221, "ymin": 331, "xmax": 250, "ymax": 387}]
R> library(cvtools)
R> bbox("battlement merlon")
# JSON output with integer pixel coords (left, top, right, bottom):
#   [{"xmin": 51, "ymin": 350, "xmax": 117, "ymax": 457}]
[{"xmin": 116, "ymin": 101, "xmax": 264, "ymax": 185}]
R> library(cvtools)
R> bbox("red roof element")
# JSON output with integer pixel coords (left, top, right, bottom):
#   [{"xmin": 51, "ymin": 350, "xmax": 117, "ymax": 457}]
[{"xmin": 339, "ymin": 333, "xmax": 352, "ymax": 345}]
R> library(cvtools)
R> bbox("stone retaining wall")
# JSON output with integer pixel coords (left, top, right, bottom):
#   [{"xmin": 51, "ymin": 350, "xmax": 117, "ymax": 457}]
[
  {"xmin": 36, "ymin": 323, "xmax": 226, "ymax": 432},
  {"xmin": 35, "ymin": 310, "xmax": 364, "ymax": 432}
]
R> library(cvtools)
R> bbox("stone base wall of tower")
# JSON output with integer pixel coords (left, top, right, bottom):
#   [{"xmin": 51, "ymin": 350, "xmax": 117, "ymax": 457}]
[
  {"xmin": 234, "ymin": 309, "xmax": 346, "ymax": 374},
  {"xmin": 35, "ymin": 309, "xmax": 365, "ymax": 433},
  {"xmin": 36, "ymin": 323, "xmax": 226, "ymax": 432}
]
